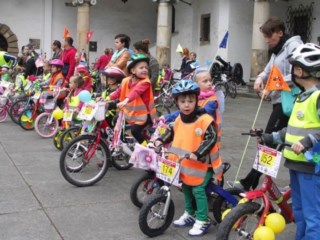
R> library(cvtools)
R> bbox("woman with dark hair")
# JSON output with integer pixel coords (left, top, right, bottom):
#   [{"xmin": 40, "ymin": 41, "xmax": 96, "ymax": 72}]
[
  {"xmin": 106, "ymin": 34, "xmax": 131, "ymax": 75},
  {"xmin": 133, "ymin": 39, "xmax": 159, "ymax": 91},
  {"xmin": 228, "ymin": 16, "xmax": 303, "ymax": 191}
]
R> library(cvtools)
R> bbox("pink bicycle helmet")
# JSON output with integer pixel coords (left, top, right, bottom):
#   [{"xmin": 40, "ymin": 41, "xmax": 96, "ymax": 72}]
[
  {"xmin": 76, "ymin": 65, "xmax": 88, "ymax": 73},
  {"xmin": 103, "ymin": 66, "xmax": 126, "ymax": 83},
  {"xmin": 49, "ymin": 59, "xmax": 64, "ymax": 67}
]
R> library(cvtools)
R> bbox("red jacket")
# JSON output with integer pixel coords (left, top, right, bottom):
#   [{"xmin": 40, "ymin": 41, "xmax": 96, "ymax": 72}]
[
  {"xmin": 95, "ymin": 54, "xmax": 111, "ymax": 70},
  {"xmin": 62, "ymin": 46, "xmax": 77, "ymax": 82}
]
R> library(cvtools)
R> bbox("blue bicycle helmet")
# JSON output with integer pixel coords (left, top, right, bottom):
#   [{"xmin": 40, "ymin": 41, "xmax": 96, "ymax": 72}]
[{"xmin": 172, "ymin": 79, "xmax": 200, "ymax": 99}]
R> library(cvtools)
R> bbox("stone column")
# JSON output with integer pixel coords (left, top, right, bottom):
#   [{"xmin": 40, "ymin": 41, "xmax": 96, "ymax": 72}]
[
  {"xmin": 250, "ymin": 0, "xmax": 270, "ymax": 79},
  {"xmin": 76, "ymin": 2, "xmax": 90, "ymax": 54},
  {"xmin": 156, "ymin": 0, "xmax": 172, "ymax": 68}
]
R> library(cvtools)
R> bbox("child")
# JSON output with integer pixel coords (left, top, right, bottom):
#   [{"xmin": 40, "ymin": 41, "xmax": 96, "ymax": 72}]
[
  {"xmin": 41, "ymin": 61, "xmax": 51, "ymax": 83},
  {"xmin": 40, "ymin": 59, "xmax": 65, "ymax": 88},
  {"xmin": 164, "ymin": 68, "xmax": 222, "ymax": 147},
  {"xmin": 75, "ymin": 65, "xmax": 92, "ymax": 92},
  {"xmin": 181, "ymin": 52, "xmax": 198, "ymax": 79},
  {"xmin": 98, "ymin": 66, "xmax": 126, "ymax": 127},
  {"xmin": 64, "ymin": 75, "xmax": 85, "ymax": 113},
  {"xmin": 260, "ymin": 43, "xmax": 320, "ymax": 239},
  {"xmin": 109, "ymin": 53, "xmax": 156, "ymax": 144},
  {"xmin": 0, "ymin": 65, "xmax": 12, "ymax": 82},
  {"xmin": 155, "ymin": 79, "xmax": 223, "ymax": 236}
]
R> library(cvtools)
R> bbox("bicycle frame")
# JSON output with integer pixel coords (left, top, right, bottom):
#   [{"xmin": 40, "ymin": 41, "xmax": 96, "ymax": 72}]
[{"xmin": 240, "ymin": 175, "xmax": 294, "ymax": 226}]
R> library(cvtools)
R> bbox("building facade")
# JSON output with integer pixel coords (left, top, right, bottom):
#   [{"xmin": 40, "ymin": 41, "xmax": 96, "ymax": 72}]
[{"xmin": 0, "ymin": 0, "xmax": 319, "ymax": 81}]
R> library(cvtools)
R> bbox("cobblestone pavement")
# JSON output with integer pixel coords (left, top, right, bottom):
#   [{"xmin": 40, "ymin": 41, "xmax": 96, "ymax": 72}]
[{"xmin": 0, "ymin": 97, "xmax": 295, "ymax": 240}]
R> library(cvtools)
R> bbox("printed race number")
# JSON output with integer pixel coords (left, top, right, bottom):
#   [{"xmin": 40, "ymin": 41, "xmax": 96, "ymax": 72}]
[
  {"xmin": 253, "ymin": 144, "xmax": 282, "ymax": 178},
  {"xmin": 160, "ymin": 163, "xmax": 174, "ymax": 177},
  {"xmin": 156, "ymin": 158, "xmax": 180, "ymax": 186}
]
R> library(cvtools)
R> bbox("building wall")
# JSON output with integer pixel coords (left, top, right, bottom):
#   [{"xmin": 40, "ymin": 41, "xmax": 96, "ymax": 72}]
[{"xmin": 0, "ymin": 0, "xmax": 157, "ymax": 63}]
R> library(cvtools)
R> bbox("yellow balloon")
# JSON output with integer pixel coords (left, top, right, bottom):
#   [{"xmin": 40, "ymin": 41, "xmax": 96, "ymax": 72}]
[
  {"xmin": 52, "ymin": 108, "xmax": 63, "ymax": 120},
  {"xmin": 222, "ymin": 209, "xmax": 231, "ymax": 220},
  {"xmin": 253, "ymin": 226, "xmax": 275, "ymax": 240},
  {"xmin": 265, "ymin": 213, "xmax": 286, "ymax": 234}
]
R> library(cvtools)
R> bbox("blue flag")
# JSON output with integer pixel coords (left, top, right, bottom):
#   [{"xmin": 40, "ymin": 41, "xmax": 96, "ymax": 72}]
[{"xmin": 219, "ymin": 31, "xmax": 229, "ymax": 49}]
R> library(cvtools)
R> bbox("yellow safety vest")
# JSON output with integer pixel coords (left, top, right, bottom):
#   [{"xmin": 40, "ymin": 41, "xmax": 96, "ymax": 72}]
[{"xmin": 284, "ymin": 90, "xmax": 320, "ymax": 162}]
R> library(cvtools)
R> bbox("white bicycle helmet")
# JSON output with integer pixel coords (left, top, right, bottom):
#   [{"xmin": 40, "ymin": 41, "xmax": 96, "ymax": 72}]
[{"xmin": 288, "ymin": 43, "xmax": 320, "ymax": 78}]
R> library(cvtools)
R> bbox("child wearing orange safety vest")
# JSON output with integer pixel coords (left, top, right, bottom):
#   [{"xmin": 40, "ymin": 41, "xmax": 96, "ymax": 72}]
[
  {"xmin": 40, "ymin": 59, "xmax": 66, "ymax": 88},
  {"xmin": 154, "ymin": 80, "xmax": 223, "ymax": 236},
  {"xmin": 108, "ymin": 54, "xmax": 157, "ymax": 144}
]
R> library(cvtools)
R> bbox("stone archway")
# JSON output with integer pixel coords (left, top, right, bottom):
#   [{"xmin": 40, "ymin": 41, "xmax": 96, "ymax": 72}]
[{"xmin": 0, "ymin": 24, "xmax": 19, "ymax": 55}]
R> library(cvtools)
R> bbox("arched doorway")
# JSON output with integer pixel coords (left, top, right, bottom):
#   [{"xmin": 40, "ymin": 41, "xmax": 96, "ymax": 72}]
[{"xmin": 0, "ymin": 24, "xmax": 19, "ymax": 55}]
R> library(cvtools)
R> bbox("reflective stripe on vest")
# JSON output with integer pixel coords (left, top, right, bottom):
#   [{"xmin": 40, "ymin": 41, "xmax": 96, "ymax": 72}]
[
  {"xmin": 198, "ymin": 95, "xmax": 222, "ymax": 148},
  {"xmin": 119, "ymin": 77, "xmax": 156, "ymax": 125},
  {"xmin": 284, "ymin": 90, "xmax": 320, "ymax": 162},
  {"xmin": 168, "ymin": 114, "xmax": 222, "ymax": 186}
]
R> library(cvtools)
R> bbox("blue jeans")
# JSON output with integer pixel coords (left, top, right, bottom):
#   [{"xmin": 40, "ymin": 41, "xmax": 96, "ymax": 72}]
[{"xmin": 290, "ymin": 170, "xmax": 320, "ymax": 240}]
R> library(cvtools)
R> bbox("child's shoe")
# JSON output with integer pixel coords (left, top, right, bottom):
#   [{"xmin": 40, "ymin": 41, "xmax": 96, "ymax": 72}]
[
  {"xmin": 173, "ymin": 212, "xmax": 195, "ymax": 227},
  {"xmin": 188, "ymin": 219, "xmax": 211, "ymax": 236}
]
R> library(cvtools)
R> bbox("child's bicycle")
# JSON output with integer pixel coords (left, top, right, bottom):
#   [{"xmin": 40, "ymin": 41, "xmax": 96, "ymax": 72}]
[
  {"xmin": 0, "ymin": 82, "xmax": 15, "ymax": 122},
  {"xmin": 18, "ymin": 89, "xmax": 44, "ymax": 130},
  {"xmin": 34, "ymin": 87, "xmax": 68, "ymax": 138},
  {"xmin": 137, "ymin": 147, "xmax": 241, "ymax": 237},
  {"xmin": 216, "ymin": 129, "xmax": 294, "ymax": 240}
]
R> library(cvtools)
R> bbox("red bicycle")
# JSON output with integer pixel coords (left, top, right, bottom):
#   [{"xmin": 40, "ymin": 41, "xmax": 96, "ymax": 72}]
[{"xmin": 216, "ymin": 129, "xmax": 293, "ymax": 240}]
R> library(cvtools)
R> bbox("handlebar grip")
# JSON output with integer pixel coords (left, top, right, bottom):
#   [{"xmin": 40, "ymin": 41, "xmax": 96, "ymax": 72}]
[{"xmin": 184, "ymin": 153, "xmax": 190, "ymax": 159}]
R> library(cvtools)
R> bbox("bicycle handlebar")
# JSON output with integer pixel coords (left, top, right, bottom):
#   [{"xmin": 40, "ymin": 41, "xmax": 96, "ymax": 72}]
[{"xmin": 241, "ymin": 128, "xmax": 264, "ymax": 137}]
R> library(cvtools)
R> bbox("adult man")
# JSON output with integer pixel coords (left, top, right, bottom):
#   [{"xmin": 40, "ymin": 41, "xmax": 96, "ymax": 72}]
[
  {"xmin": 23, "ymin": 44, "xmax": 38, "ymax": 78},
  {"xmin": 51, "ymin": 40, "xmax": 62, "ymax": 60},
  {"xmin": 62, "ymin": 37, "xmax": 77, "ymax": 83}
]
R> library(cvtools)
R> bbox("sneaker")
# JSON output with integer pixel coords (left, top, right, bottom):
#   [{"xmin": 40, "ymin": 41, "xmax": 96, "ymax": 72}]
[
  {"xmin": 188, "ymin": 219, "xmax": 211, "ymax": 236},
  {"xmin": 227, "ymin": 180, "xmax": 245, "ymax": 191},
  {"xmin": 173, "ymin": 212, "xmax": 195, "ymax": 227}
]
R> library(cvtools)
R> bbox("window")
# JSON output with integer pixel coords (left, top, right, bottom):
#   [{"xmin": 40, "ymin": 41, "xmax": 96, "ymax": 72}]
[{"xmin": 200, "ymin": 14, "xmax": 210, "ymax": 44}]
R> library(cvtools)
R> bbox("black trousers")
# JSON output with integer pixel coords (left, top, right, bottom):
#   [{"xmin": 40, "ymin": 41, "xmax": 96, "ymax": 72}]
[
  {"xmin": 240, "ymin": 103, "xmax": 289, "ymax": 190},
  {"xmin": 131, "ymin": 115, "xmax": 152, "ymax": 144}
]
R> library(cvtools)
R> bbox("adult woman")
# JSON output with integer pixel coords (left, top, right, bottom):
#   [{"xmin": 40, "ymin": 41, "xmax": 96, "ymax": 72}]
[
  {"xmin": 228, "ymin": 17, "xmax": 303, "ymax": 191},
  {"xmin": 133, "ymin": 39, "xmax": 159, "ymax": 91},
  {"xmin": 106, "ymin": 34, "xmax": 131, "ymax": 75}
]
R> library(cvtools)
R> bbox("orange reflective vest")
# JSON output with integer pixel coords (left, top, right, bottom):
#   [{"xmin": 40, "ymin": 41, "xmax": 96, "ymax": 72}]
[
  {"xmin": 198, "ymin": 95, "xmax": 222, "ymax": 148},
  {"xmin": 168, "ymin": 114, "xmax": 223, "ymax": 186},
  {"xmin": 119, "ymin": 77, "xmax": 157, "ymax": 125},
  {"xmin": 49, "ymin": 72, "xmax": 65, "ymax": 87}
]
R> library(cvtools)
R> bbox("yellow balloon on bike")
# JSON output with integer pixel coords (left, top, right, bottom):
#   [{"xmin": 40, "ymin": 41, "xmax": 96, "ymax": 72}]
[
  {"xmin": 265, "ymin": 213, "xmax": 286, "ymax": 234},
  {"xmin": 52, "ymin": 108, "xmax": 63, "ymax": 120},
  {"xmin": 253, "ymin": 226, "xmax": 275, "ymax": 240}
]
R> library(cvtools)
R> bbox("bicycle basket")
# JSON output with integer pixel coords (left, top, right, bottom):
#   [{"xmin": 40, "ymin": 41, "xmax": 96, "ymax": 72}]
[
  {"xmin": 0, "ymin": 96, "xmax": 8, "ymax": 106},
  {"xmin": 94, "ymin": 102, "xmax": 107, "ymax": 121},
  {"xmin": 44, "ymin": 99, "xmax": 56, "ymax": 110},
  {"xmin": 129, "ymin": 144, "xmax": 158, "ymax": 171}
]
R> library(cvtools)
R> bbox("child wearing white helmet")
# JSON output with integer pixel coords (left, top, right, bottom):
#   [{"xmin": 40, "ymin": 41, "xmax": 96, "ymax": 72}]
[{"xmin": 260, "ymin": 43, "xmax": 320, "ymax": 240}]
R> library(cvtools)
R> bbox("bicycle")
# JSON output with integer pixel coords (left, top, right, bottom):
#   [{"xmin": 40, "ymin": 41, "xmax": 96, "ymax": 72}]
[
  {"xmin": 34, "ymin": 87, "xmax": 68, "ymax": 138},
  {"xmin": 137, "ymin": 147, "xmax": 241, "ymax": 237},
  {"xmin": 0, "ymin": 83, "xmax": 15, "ymax": 122},
  {"xmin": 216, "ymin": 129, "xmax": 294, "ymax": 240}
]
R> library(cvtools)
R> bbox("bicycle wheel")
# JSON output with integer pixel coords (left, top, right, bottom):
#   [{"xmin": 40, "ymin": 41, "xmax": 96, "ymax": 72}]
[
  {"xmin": 60, "ymin": 126, "xmax": 81, "ymax": 150},
  {"xmin": 212, "ymin": 188, "xmax": 243, "ymax": 223},
  {"xmin": 139, "ymin": 193, "xmax": 175, "ymax": 237},
  {"xmin": 159, "ymin": 82, "xmax": 174, "ymax": 109},
  {"xmin": 34, "ymin": 112, "xmax": 59, "ymax": 138},
  {"xmin": 111, "ymin": 150, "xmax": 133, "ymax": 170},
  {"xmin": 53, "ymin": 129, "xmax": 65, "ymax": 150},
  {"xmin": 0, "ymin": 106, "xmax": 8, "ymax": 122},
  {"xmin": 227, "ymin": 81, "xmax": 237, "ymax": 98},
  {"xmin": 59, "ymin": 134, "xmax": 111, "ymax": 187},
  {"xmin": 155, "ymin": 103, "xmax": 171, "ymax": 117},
  {"xmin": 19, "ymin": 108, "xmax": 35, "ymax": 130},
  {"xmin": 9, "ymin": 99, "xmax": 29, "ymax": 124},
  {"xmin": 215, "ymin": 82, "xmax": 227, "ymax": 98},
  {"xmin": 216, "ymin": 202, "xmax": 261, "ymax": 240},
  {"xmin": 232, "ymin": 63, "xmax": 243, "ymax": 85},
  {"xmin": 130, "ymin": 171, "xmax": 163, "ymax": 208}
]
